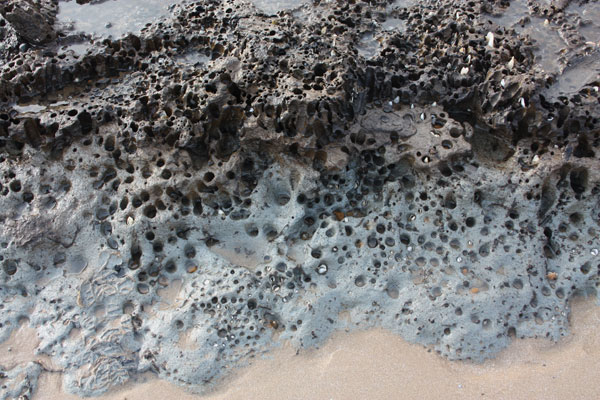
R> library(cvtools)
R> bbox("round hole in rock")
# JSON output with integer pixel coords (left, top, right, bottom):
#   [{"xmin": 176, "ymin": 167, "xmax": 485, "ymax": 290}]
[
  {"xmin": 143, "ymin": 205, "xmax": 157, "ymax": 218},
  {"xmin": 137, "ymin": 283, "xmax": 149, "ymax": 294},
  {"xmin": 203, "ymin": 171, "xmax": 215, "ymax": 182},
  {"xmin": 165, "ymin": 260, "xmax": 177, "ymax": 273},
  {"xmin": 277, "ymin": 192, "xmax": 290, "ymax": 205},
  {"xmin": 3, "ymin": 260, "xmax": 17, "ymax": 275},
  {"xmin": 512, "ymin": 279, "xmax": 523, "ymax": 289},
  {"xmin": 581, "ymin": 262, "xmax": 591, "ymax": 274},
  {"xmin": 9, "ymin": 180, "xmax": 21, "ymax": 192},
  {"xmin": 184, "ymin": 244, "xmax": 196, "ymax": 258},
  {"xmin": 22, "ymin": 192, "xmax": 34, "ymax": 203},
  {"xmin": 354, "ymin": 275, "xmax": 366, "ymax": 287}
]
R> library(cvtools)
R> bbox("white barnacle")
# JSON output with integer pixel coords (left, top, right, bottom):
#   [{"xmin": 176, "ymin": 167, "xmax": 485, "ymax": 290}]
[
  {"xmin": 317, "ymin": 264, "xmax": 328, "ymax": 275},
  {"xmin": 520, "ymin": 97, "xmax": 526, "ymax": 108},
  {"xmin": 507, "ymin": 56, "xmax": 515, "ymax": 70},
  {"xmin": 486, "ymin": 31, "xmax": 494, "ymax": 48}
]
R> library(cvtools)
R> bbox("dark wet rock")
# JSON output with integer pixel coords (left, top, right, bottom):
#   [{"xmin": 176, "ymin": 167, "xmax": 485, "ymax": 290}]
[{"xmin": 0, "ymin": 0, "xmax": 57, "ymax": 46}]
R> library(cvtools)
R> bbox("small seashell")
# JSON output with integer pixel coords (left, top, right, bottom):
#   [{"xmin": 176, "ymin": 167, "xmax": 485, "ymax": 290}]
[{"xmin": 187, "ymin": 265, "xmax": 198, "ymax": 273}]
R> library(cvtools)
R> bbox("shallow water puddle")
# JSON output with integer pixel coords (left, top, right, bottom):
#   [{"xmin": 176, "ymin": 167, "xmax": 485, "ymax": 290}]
[
  {"xmin": 358, "ymin": 12, "xmax": 406, "ymax": 57},
  {"xmin": 382, "ymin": 18, "xmax": 406, "ymax": 32},
  {"xmin": 545, "ymin": 53, "xmax": 600, "ymax": 100},
  {"xmin": 387, "ymin": 0, "xmax": 418, "ymax": 11},
  {"xmin": 58, "ymin": 42, "xmax": 92, "ymax": 56},
  {"xmin": 57, "ymin": 0, "xmax": 183, "ymax": 39},
  {"xmin": 12, "ymin": 104, "xmax": 47, "ymax": 114},
  {"xmin": 357, "ymin": 20, "xmax": 406, "ymax": 58},
  {"xmin": 567, "ymin": 1, "xmax": 600, "ymax": 44},
  {"xmin": 250, "ymin": 0, "xmax": 308, "ymax": 15},
  {"xmin": 176, "ymin": 51, "xmax": 211, "ymax": 67},
  {"xmin": 357, "ymin": 32, "xmax": 381, "ymax": 59},
  {"xmin": 487, "ymin": 0, "xmax": 529, "ymax": 28},
  {"xmin": 488, "ymin": 0, "xmax": 563, "ymax": 73},
  {"xmin": 524, "ymin": 21, "xmax": 564, "ymax": 73}
]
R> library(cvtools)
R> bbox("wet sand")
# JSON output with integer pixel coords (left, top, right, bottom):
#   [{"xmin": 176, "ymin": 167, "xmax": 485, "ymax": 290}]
[{"xmin": 27, "ymin": 296, "xmax": 600, "ymax": 400}]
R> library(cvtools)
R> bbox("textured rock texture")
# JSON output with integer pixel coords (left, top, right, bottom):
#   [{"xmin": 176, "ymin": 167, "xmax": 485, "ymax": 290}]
[{"xmin": 0, "ymin": 0, "xmax": 599, "ymax": 398}]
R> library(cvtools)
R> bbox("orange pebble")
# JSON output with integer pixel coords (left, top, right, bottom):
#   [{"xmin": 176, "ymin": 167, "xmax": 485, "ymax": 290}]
[{"xmin": 333, "ymin": 210, "xmax": 345, "ymax": 221}]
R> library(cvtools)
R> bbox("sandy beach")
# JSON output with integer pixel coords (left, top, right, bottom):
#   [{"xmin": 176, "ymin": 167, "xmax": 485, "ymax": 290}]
[{"xmin": 25, "ymin": 295, "xmax": 600, "ymax": 400}]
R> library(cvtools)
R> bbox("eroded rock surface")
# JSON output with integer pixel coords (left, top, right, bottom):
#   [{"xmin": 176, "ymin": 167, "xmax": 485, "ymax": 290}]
[{"xmin": 0, "ymin": 0, "xmax": 599, "ymax": 398}]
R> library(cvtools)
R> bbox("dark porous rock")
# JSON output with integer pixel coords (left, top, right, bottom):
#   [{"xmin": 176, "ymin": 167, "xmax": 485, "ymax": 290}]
[{"xmin": 0, "ymin": 0, "xmax": 57, "ymax": 46}]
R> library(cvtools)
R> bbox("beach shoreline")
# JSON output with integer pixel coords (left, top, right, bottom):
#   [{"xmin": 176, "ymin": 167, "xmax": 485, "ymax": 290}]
[{"xmin": 29, "ymin": 295, "xmax": 600, "ymax": 400}]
